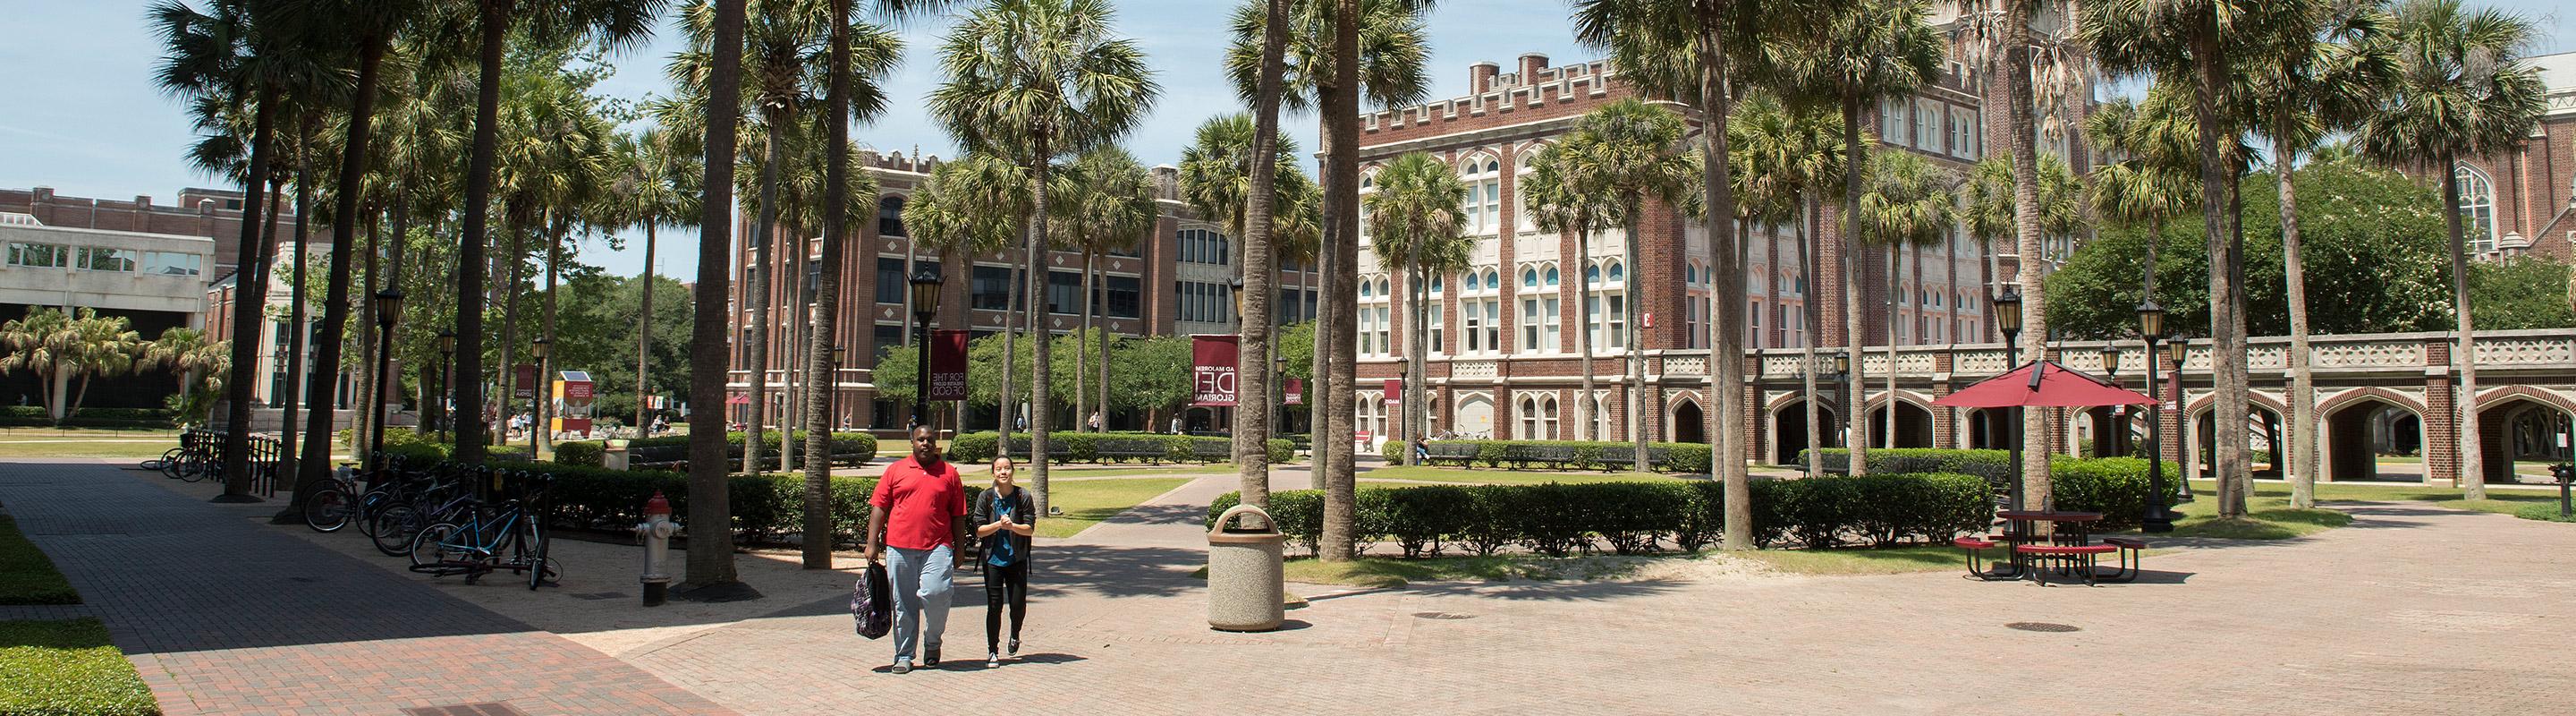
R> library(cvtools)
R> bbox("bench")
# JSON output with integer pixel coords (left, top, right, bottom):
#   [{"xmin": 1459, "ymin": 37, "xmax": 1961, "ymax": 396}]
[
  {"xmin": 2097, "ymin": 537, "xmax": 2147, "ymax": 583},
  {"xmin": 1419, "ymin": 443, "xmax": 1480, "ymax": 467},
  {"xmin": 1952, "ymin": 536, "xmax": 2001, "ymax": 579},
  {"xmin": 2013, "ymin": 544, "xmax": 2118, "ymax": 586}
]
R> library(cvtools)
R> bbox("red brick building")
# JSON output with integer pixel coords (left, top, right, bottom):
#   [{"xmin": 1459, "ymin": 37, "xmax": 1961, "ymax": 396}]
[{"xmin": 2441, "ymin": 51, "xmax": 2576, "ymax": 262}]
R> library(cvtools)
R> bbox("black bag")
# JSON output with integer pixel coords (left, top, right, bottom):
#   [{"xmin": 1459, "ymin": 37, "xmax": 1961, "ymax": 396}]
[{"xmin": 852, "ymin": 562, "xmax": 892, "ymax": 639}]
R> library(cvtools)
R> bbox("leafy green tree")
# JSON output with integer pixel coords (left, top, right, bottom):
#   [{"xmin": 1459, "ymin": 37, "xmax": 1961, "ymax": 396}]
[
  {"xmin": 928, "ymin": 0, "xmax": 1160, "ymax": 515},
  {"xmin": 2352, "ymin": 0, "xmax": 2549, "ymax": 500},
  {"xmin": 1522, "ymin": 141, "xmax": 1617, "ymax": 445},
  {"xmin": 1556, "ymin": 98, "xmax": 1702, "ymax": 469},
  {"xmin": 144, "ymin": 328, "xmax": 230, "ymax": 425},
  {"xmin": 547, "ymin": 273, "xmax": 696, "ymax": 430},
  {"xmin": 0, "ymin": 308, "xmax": 79, "ymax": 422},
  {"xmin": 2046, "ymin": 158, "xmax": 2452, "ymax": 340},
  {"xmin": 1856, "ymin": 149, "xmax": 1953, "ymax": 458},
  {"xmin": 1726, "ymin": 91, "xmax": 1843, "ymax": 481},
  {"xmin": 1054, "ymin": 148, "xmax": 1157, "ymax": 431},
  {"xmin": 2470, "ymin": 259, "xmax": 2576, "ymax": 331}
]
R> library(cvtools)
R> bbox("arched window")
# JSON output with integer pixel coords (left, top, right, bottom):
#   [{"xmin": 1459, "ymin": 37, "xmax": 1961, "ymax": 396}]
[
  {"xmin": 2456, "ymin": 163, "xmax": 2497, "ymax": 254},
  {"xmin": 1515, "ymin": 148, "xmax": 1542, "ymax": 233},
  {"xmin": 1606, "ymin": 260, "xmax": 1623, "ymax": 284},
  {"xmin": 877, "ymin": 195, "xmax": 907, "ymax": 237},
  {"xmin": 1521, "ymin": 267, "xmax": 1538, "ymax": 289},
  {"xmin": 1585, "ymin": 263, "xmax": 1603, "ymax": 286},
  {"xmin": 1520, "ymin": 396, "xmax": 1540, "ymax": 439},
  {"xmin": 1544, "ymin": 266, "xmax": 1561, "ymax": 286},
  {"xmin": 1430, "ymin": 275, "xmax": 1445, "ymax": 294},
  {"xmin": 1456, "ymin": 153, "xmax": 1503, "ymax": 234}
]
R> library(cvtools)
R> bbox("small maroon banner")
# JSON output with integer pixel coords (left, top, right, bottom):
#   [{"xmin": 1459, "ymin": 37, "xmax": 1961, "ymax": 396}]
[
  {"xmin": 513, "ymin": 363, "xmax": 537, "ymax": 398},
  {"xmin": 564, "ymin": 380, "xmax": 595, "ymax": 400},
  {"xmin": 1383, "ymin": 378, "xmax": 1402, "ymax": 404},
  {"xmin": 927, "ymin": 329, "xmax": 970, "ymax": 401},
  {"xmin": 1283, "ymin": 378, "xmax": 1303, "ymax": 405},
  {"xmin": 1192, "ymin": 335, "xmax": 1239, "ymax": 406}
]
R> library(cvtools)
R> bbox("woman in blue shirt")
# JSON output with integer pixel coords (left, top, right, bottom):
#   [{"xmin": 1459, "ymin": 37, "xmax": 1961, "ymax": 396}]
[{"xmin": 973, "ymin": 456, "xmax": 1036, "ymax": 669}]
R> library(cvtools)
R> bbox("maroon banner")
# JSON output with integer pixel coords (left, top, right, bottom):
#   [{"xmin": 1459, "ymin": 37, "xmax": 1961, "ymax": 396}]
[
  {"xmin": 1284, "ymin": 378, "xmax": 1303, "ymax": 405},
  {"xmin": 564, "ymin": 380, "xmax": 595, "ymax": 400},
  {"xmin": 513, "ymin": 363, "xmax": 537, "ymax": 398},
  {"xmin": 1383, "ymin": 378, "xmax": 1402, "ymax": 404},
  {"xmin": 1192, "ymin": 335, "xmax": 1239, "ymax": 406},
  {"xmin": 927, "ymin": 329, "xmax": 970, "ymax": 401}
]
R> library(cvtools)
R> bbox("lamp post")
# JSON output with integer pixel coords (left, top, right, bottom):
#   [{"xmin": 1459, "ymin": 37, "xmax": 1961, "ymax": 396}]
[
  {"xmin": 1995, "ymin": 286, "xmax": 2025, "ymax": 510},
  {"xmin": 2168, "ymin": 337, "xmax": 2195, "ymax": 503},
  {"xmin": 1833, "ymin": 351, "xmax": 1852, "ymax": 453},
  {"xmin": 2138, "ymin": 302, "xmax": 2175, "ymax": 532},
  {"xmin": 436, "ymin": 329, "xmax": 455, "ymax": 444},
  {"xmin": 2098, "ymin": 341, "xmax": 2124, "ymax": 457},
  {"xmin": 829, "ymin": 345, "xmax": 845, "ymax": 432},
  {"xmin": 530, "ymin": 337, "xmax": 549, "ymax": 453},
  {"xmin": 911, "ymin": 268, "xmax": 943, "ymax": 428},
  {"xmin": 369, "ymin": 288, "xmax": 403, "ymax": 470},
  {"xmin": 1274, "ymin": 354, "xmax": 1290, "ymax": 438}
]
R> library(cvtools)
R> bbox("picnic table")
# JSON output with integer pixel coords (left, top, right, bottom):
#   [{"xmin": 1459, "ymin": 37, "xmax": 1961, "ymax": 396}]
[{"xmin": 1954, "ymin": 510, "xmax": 2144, "ymax": 585}]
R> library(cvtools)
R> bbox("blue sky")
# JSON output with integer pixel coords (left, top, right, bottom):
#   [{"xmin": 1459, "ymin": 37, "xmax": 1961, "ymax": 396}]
[{"xmin": 2, "ymin": 0, "xmax": 2567, "ymax": 280}]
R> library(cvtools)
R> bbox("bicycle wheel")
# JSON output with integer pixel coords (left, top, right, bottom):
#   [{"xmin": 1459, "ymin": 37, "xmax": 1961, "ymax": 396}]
[
  {"xmin": 408, "ymin": 523, "xmax": 464, "ymax": 570},
  {"xmin": 370, "ymin": 506, "xmax": 420, "ymax": 556},
  {"xmin": 303, "ymin": 488, "xmax": 352, "ymax": 533},
  {"xmin": 354, "ymin": 490, "xmax": 394, "ymax": 538},
  {"xmin": 523, "ymin": 520, "xmax": 555, "ymax": 590},
  {"xmin": 176, "ymin": 457, "xmax": 209, "ymax": 483}
]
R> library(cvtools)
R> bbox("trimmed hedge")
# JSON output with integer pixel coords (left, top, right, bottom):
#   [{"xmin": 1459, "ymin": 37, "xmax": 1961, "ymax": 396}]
[
  {"xmin": 0, "ymin": 406, "xmax": 178, "ymax": 429},
  {"xmin": 949, "ymin": 430, "xmax": 1292, "ymax": 465},
  {"xmin": 496, "ymin": 462, "xmax": 979, "ymax": 549},
  {"xmin": 0, "ymin": 618, "xmax": 160, "ymax": 716},
  {"xmin": 554, "ymin": 441, "xmax": 606, "ymax": 467},
  {"xmin": 1208, "ymin": 472, "xmax": 1993, "ymax": 557},
  {"xmin": 607, "ymin": 430, "xmax": 877, "ymax": 471},
  {"xmin": 1801, "ymin": 448, "xmax": 2170, "ymax": 533},
  {"xmin": 1380, "ymin": 439, "xmax": 1714, "ymax": 473}
]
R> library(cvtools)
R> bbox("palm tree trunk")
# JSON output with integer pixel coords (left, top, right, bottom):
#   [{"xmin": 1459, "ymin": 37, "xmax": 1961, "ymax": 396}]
[
  {"xmin": 296, "ymin": 30, "xmax": 387, "ymax": 501},
  {"xmin": 279, "ymin": 137, "xmax": 312, "ymax": 478},
  {"xmin": 1318, "ymin": 0, "xmax": 1360, "ymax": 560},
  {"xmin": 1097, "ymin": 254, "xmax": 1111, "ymax": 430},
  {"xmin": 538, "ymin": 213, "xmax": 566, "ymax": 458},
  {"xmin": 1840, "ymin": 98, "xmax": 1869, "ymax": 477},
  {"xmin": 1577, "ymin": 225, "xmax": 1597, "ymax": 442},
  {"xmin": 1235, "ymin": 0, "xmax": 1288, "ymax": 511},
  {"xmin": 1885, "ymin": 246, "xmax": 1901, "ymax": 451},
  {"xmin": 1693, "ymin": 22, "xmax": 1751, "ymax": 550},
  {"xmin": 1000, "ymin": 222, "xmax": 1021, "ymax": 438},
  {"xmin": 2277, "ymin": 132, "xmax": 2316, "ymax": 509},
  {"xmin": 1027, "ymin": 132, "xmax": 1058, "ymax": 516},
  {"xmin": 1078, "ymin": 250, "xmax": 1094, "ymax": 431},
  {"xmin": 801, "ymin": 0, "xmax": 852, "ymax": 570},
  {"xmin": 2443, "ymin": 151, "xmax": 2486, "ymax": 499},
  {"xmin": 745, "ymin": 115, "xmax": 787, "ymax": 479},
  {"xmin": 2007, "ymin": 8, "xmax": 2050, "ymax": 508},
  {"xmin": 355, "ymin": 207, "xmax": 381, "ymax": 469},
  {"xmin": 496, "ymin": 212, "xmax": 529, "ymax": 449},
  {"xmin": 453, "ymin": 5, "xmax": 509, "ymax": 467},
  {"xmin": 1624, "ymin": 210, "xmax": 1647, "ymax": 469},
  {"xmin": 1407, "ymin": 271, "xmax": 1426, "ymax": 464},
  {"xmin": 684, "ymin": 0, "xmax": 750, "ymax": 591},
  {"xmin": 2193, "ymin": 29, "xmax": 2248, "ymax": 517},
  {"xmin": 782, "ymin": 222, "xmax": 804, "ymax": 474},
  {"xmin": 216, "ymin": 83, "xmax": 278, "ymax": 501},
  {"xmin": 1800, "ymin": 198, "xmax": 1821, "ymax": 480},
  {"xmin": 636, "ymin": 221, "xmax": 657, "ymax": 433},
  {"xmin": 384, "ymin": 197, "xmax": 411, "ymax": 440}
]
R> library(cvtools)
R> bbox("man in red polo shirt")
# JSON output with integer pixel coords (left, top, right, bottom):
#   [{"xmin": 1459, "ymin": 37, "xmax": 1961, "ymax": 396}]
[{"xmin": 866, "ymin": 424, "xmax": 967, "ymax": 674}]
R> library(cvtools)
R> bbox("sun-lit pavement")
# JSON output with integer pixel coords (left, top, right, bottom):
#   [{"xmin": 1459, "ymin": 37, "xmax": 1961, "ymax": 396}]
[{"xmin": 16, "ymin": 456, "xmax": 2576, "ymax": 715}]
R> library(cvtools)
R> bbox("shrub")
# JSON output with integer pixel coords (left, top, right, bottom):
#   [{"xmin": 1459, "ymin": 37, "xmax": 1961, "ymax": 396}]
[
  {"xmin": 619, "ymin": 430, "xmax": 875, "ymax": 471},
  {"xmin": 0, "ymin": 618, "xmax": 159, "ymax": 716},
  {"xmin": 1383, "ymin": 439, "xmax": 1716, "ymax": 473},
  {"xmin": 952, "ymin": 430, "xmax": 1287, "ymax": 465},
  {"xmin": 0, "ymin": 406, "xmax": 177, "ymax": 429},
  {"xmin": 2046, "ymin": 456, "xmax": 2165, "ymax": 533},
  {"xmin": 473, "ymin": 460, "xmax": 975, "ymax": 549},
  {"xmin": 554, "ymin": 440, "xmax": 605, "ymax": 467}
]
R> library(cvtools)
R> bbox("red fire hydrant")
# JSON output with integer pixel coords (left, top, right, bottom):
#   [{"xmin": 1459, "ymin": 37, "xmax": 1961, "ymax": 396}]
[{"xmin": 637, "ymin": 490, "xmax": 677, "ymax": 607}]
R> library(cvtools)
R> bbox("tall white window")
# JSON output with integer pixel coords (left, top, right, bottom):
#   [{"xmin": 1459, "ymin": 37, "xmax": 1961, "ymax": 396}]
[
  {"xmin": 1465, "ymin": 268, "xmax": 1501, "ymax": 354},
  {"xmin": 1542, "ymin": 396, "xmax": 1560, "ymax": 439},
  {"xmin": 2456, "ymin": 163, "xmax": 2498, "ymax": 255},
  {"xmin": 1515, "ymin": 149, "xmax": 1541, "ymax": 233},
  {"xmin": 1359, "ymin": 275, "xmax": 1393, "ymax": 356},
  {"xmin": 1915, "ymin": 99, "xmax": 1936, "ymax": 154},
  {"xmin": 1462, "ymin": 153, "xmax": 1504, "ymax": 235},
  {"xmin": 1427, "ymin": 304, "xmax": 1445, "ymax": 356},
  {"xmin": 1584, "ymin": 259, "xmax": 1628, "ymax": 351},
  {"xmin": 1519, "ymin": 396, "xmax": 1540, "ymax": 439}
]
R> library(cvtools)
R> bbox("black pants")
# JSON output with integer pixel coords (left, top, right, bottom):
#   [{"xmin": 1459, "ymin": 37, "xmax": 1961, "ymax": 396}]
[{"xmin": 984, "ymin": 558, "xmax": 1028, "ymax": 652}]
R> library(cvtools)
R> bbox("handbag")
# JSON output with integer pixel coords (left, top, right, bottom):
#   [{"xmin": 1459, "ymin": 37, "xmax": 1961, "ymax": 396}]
[{"xmin": 852, "ymin": 562, "xmax": 892, "ymax": 639}]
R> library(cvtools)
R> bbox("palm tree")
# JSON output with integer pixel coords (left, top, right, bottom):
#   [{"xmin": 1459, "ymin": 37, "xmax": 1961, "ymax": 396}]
[
  {"xmin": 2353, "ymin": 0, "xmax": 2546, "ymax": 501},
  {"xmin": 610, "ymin": 125, "xmax": 702, "ymax": 437},
  {"xmin": 0, "ymin": 308, "xmax": 78, "ymax": 422},
  {"xmin": 1561, "ymin": 98, "xmax": 1701, "ymax": 468},
  {"xmin": 903, "ymin": 152, "xmax": 1032, "ymax": 433},
  {"xmin": 1728, "ymin": 92, "xmax": 1844, "ymax": 480},
  {"xmin": 2242, "ymin": 0, "xmax": 2392, "ymax": 509},
  {"xmin": 1963, "ymin": 154, "xmax": 2082, "ymax": 280},
  {"xmin": 1226, "ymin": 0, "xmax": 1432, "ymax": 558},
  {"xmin": 2081, "ymin": 93, "xmax": 2199, "ymax": 294},
  {"xmin": 1574, "ymin": 0, "xmax": 1835, "ymax": 550},
  {"xmin": 1522, "ymin": 142, "xmax": 1615, "ymax": 448},
  {"xmin": 928, "ymin": 0, "xmax": 1158, "ymax": 515},
  {"xmin": 145, "ymin": 327, "xmax": 231, "ymax": 425},
  {"xmin": 1856, "ymin": 149, "xmax": 1955, "ymax": 453},
  {"xmin": 151, "ymin": 0, "xmax": 334, "ymax": 502},
  {"xmin": 1055, "ymin": 148, "xmax": 1158, "ymax": 432},
  {"xmin": 1178, "ymin": 112, "xmax": 1317, "ymax": 484},
  {"xmin": 668, "ymin": 0, "xmax": 756, "ymax": 594},
  {"xmin": 1956, "ymin": 0, "xmax": 2076, "ymax": 503},
  {"xmin": 64, "ymin": 311, "xmax": 145, "ymax": 420},
  {"xmin": 1365, "ymin": 152, "xmax": 1474, "ymax": 466},
  {"xmin": 1784, "ymin": 0, "xmax": 1939, "ymax": 478}
]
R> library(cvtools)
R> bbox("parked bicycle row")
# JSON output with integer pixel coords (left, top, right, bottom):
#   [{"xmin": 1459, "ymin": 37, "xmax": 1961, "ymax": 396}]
[{"xmin": 301, "ymin": 454, "xmax": 562, "ymax": 591}]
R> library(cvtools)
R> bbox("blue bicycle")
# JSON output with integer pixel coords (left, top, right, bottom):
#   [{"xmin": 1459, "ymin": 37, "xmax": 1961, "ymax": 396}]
[{"xmin": 405, "ymin": 473, "xmax": 557, "ymax": 590}]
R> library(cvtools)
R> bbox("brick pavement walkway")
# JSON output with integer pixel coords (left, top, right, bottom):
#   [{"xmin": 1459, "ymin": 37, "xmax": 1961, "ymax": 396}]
[{"xmin": 0, "ymin": 459, "xmax": 736, "ymax": 716}]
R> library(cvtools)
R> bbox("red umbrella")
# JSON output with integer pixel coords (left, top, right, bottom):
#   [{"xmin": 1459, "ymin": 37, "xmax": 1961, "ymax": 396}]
[{"xmin": 1935, "ymin": 360, "xmax": 2151, "ymax": 408}]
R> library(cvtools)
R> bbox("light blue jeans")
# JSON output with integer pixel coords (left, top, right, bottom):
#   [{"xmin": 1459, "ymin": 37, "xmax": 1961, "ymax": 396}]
[{"xmin": 887, "ymin": 544, "xmax": 954, "ymax": 663}]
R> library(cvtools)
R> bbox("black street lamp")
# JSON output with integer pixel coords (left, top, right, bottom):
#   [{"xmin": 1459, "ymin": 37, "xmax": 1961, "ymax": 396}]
[
  {"xmin": 2139, "ymin": 301, "xmax": 2175, "ymax": 532},
  {"xmin": 1832, "ymin": 351, "xmax": 1852, "ymax": 451},
  {"xmin": 910, "ymin": 268, "xmax": 943, "ymax": 428},
  {"xmin": 530, "ymin": 337, "xmax": 550, "ymax": 452},
  {"xmin": 1274, "ymin": 354, "xmax": 1290, "ymax": 438},
  {"xmin": 1995, "ymin": 286, "xmax": 2025, "ymax": 510},
  {"xmin": 829, "ymin": 345, "xmax": 845, "ymax": 432},
  {"xmin": 369, "ymin": 288, "xmax": 403, "ymax": 471},
  {"xmin": 2167, "ymin": 337, "xmax": 2195, "ymax": 503},
  {"xmin": 436, "ymin": 329, "xmax": 456, "ymax": 444}
]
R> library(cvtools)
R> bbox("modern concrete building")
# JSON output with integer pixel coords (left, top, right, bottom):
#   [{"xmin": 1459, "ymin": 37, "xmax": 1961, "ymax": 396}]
[{"xmin": 0, "ymin": 209, "xmax": 215, "ymax": 411}]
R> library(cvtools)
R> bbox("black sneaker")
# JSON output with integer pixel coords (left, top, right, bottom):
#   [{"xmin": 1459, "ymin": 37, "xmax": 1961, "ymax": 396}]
[
  {"xmin": 1007, "ymin": 638, "xmax": 1021, "ymax": 660},
  {"xmin": 923, "ymin": 644, "xmax": 941, "ymax": 668}
]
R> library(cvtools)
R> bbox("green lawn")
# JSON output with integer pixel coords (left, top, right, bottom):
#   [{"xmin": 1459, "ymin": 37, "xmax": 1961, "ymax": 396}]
[
  {"xmin": 2194, "ymin": 479, "xmax": 2576, "ymax": 524},
  {"xmin": 2153, "ymin": 484, "xmax": 2354, "ymax": 540},
  {"xmin": 0, "ymin": 439, "xmax": 177, "ymax": 460},
  {"xmin": 0, "ymin": 619, "xmax": 158, "ymax": 716},
  {"xmin": 1032, "ymin": 477, "xmax": 1191, "ymax": 538},
  {"xmin": 1358, "ymin": 465, "xmax": 1680, "ymax": 485},
  {"xmin": 0, "ymin": 516, "xmax": 77, "ymax": 606}
]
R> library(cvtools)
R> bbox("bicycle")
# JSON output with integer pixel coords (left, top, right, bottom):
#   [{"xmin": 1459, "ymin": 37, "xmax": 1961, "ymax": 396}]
[
  {"xmin": 369, "ymin": 470, "xmax": 474, "ymax": 557},
  {"xmin": 405, "ymin": 472, "xmax": 558, "ymax": 590}
]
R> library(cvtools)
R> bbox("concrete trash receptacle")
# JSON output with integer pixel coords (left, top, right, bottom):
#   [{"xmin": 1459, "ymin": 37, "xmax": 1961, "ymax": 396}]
[{"xmin": 1207, "ymin": 504, "xmax": 1285, "ymax": 632}]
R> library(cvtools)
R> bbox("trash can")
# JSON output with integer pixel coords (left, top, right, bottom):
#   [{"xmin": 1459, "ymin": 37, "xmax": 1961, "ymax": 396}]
[{"xmin": 1207, "ymin": 504, "xmax": 1285, "ymax": 632}]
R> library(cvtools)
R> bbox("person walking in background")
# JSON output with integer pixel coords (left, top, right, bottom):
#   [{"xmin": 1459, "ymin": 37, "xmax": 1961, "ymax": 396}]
[
  {"xmin": 865, "ymin": 424, "xmax": 968, "ymax": 674},
  {"xmin": 1170, "ymin": 415, "xmax": 1183, "ymax": 435},
  {"xmin": 974, "ymin": 456, "xmax": 1037, "ymax": 669}
]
